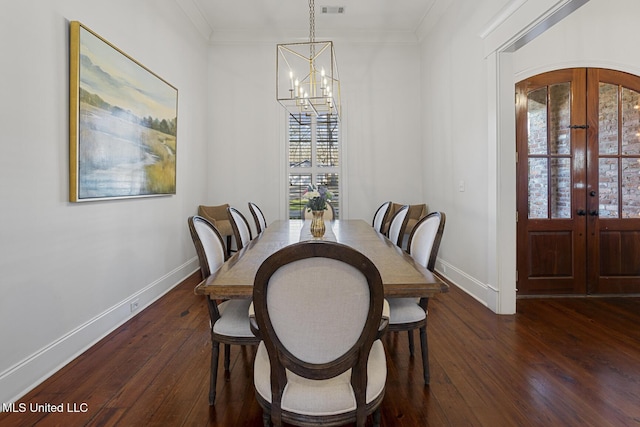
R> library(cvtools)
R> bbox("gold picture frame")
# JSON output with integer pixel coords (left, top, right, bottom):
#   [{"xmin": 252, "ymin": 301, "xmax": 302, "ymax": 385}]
[{"xmin": 69, "ymin": 21, "xmax": 178, "ymax": 202}]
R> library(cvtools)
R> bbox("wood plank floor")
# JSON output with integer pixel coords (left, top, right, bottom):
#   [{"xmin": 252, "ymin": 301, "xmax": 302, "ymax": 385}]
[{"xmin": 2, "ymin": 272, "xmax": 640, "ymax": 426}]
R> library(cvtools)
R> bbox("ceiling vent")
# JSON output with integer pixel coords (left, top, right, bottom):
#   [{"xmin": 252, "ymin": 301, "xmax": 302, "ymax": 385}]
[{"xmin": 321, "ymin": 6, "xmax": 345, "ymax": 14}]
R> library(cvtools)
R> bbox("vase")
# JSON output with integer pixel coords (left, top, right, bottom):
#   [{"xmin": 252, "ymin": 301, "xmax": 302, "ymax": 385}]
[{"xmin": 310, "ymin": 210, "xmax": 326, "ymax": 238}]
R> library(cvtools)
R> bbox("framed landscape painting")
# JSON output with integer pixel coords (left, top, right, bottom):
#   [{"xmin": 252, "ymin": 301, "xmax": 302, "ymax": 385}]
[{"xmin": 69, "ymin": 21, "xmax": 178, "ymax": 202}]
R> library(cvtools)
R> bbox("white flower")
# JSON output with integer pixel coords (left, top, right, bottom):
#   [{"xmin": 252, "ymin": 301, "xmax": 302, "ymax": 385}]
[{"xmin": 303, "ymin": 191, "xmax": 320, "ymax": 200}]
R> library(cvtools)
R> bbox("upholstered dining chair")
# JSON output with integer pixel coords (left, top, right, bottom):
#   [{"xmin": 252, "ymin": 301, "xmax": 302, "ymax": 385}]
[
  {"xmin": 372, "ymin": 201, "xmax": 392, "ymax": 234},
  {"xmin": 227, "ymin": 206, "xmax": 253, "ymax": 252},
  {"xmin": 386, "ymin": 205, "xmax": 409, "ymax": 247},
  {"xmin": 250, "ymin": 240, "xmax": 388, "ymax": 427},
  {"xmin": 187, "ymin": 216, "xmax": 260, "ymax": 405},
  {"xmin": 248, "ymin": 202, "xmax": 268, "ymax": 235},
  {"xmin": 198, "ymin": 204, "xmax": 233, "ymax": 257},
  {"xmin": 303, "ymin": 200, "xmax": 335, "ymax": 220},
  {"xmin": 387, "ymin": 211, "xmax": 446, "ymax": 385}
]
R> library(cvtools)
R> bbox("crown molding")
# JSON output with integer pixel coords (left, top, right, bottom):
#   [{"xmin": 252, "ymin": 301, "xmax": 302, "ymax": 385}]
[
  {"xmin": 415, "ymin": 0, "xmax": 453, "ymax": 42},
  {"xmin": 479, "ymin": 0, "xmax": 590, "ymax": 55},
  {"xmin": 175, "ymin": 0, "xmax": 213, "ymax": 42}
]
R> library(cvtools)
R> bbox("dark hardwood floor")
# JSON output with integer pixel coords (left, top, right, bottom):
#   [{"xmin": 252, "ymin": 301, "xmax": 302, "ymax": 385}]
[{"xmin": 2, "ymin": 272, "xmax": 640, "ymax": 426}]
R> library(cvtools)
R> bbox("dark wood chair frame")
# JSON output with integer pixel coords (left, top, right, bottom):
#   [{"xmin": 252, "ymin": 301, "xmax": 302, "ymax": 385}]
[
  {"xmin": 248, "ymin": 201, "xmax": 268, "ymax": 234},
  {"xmin": 386, "ymin": 204, "xmax": 410, "ymax": 247},
  {"xmin": 227, "ymin": 206, "xmax": 253, "ymax": 252},
  {"xmin": 388, "ymin": 211, "xmax": 446, "ymax": 385},
  {"xmin": 372, "ymin": 201, "xmax": 392, "ymax": 233},
  {"xmin": 252, "ymin": 241, "xmax": 388, "ymax": 427},
  {"xmin": 188, "ymin": 216, "xmax": 260, "ymax": 405}
]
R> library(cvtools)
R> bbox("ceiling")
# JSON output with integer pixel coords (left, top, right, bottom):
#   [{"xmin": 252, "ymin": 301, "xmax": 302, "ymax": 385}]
[{"xmin": 180, "ymin": 0, "xmax": 449, "ymax": 42}]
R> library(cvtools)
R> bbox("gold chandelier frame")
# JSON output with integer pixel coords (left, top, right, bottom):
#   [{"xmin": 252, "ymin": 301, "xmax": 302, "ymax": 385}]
[{"xmin": 276, "ymin": 0, "xmax": 341, "ymax": 119}]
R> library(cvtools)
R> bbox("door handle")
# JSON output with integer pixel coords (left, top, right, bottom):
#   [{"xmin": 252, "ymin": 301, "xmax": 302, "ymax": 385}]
[
  {"xmin": 576, "ymin": 209, "xmax": 586, "ymax": 216},
  {"xmin": 589, "ymin": 210, "xmax": 599, "ymax": 216}
]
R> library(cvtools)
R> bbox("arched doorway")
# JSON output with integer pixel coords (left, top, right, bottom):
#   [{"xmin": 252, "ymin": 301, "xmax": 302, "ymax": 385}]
[{"xmin": 516, "ymin": 68, "xmax": 640, "ymax": 295}]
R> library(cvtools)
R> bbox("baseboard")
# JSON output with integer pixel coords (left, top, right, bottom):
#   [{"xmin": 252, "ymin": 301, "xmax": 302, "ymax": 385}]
[
  {"xmin": 435, "ymin": 259, "xmax": 490, "ymax": 309},
  {"xmin": 0, "ymin": 258, "xmax": 200, "ymax": 406}
]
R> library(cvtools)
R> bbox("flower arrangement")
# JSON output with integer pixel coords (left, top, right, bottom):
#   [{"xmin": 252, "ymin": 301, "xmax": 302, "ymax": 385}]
[{"xmin": 303, "ymin": 184, "xmax": 333, "ymax": 212}]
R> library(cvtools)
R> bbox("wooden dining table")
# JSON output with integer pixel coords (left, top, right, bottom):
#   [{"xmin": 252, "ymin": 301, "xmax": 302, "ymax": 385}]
[{"xmin": 195, "ymin": 219, "xmax": 448, "ymax": 299}]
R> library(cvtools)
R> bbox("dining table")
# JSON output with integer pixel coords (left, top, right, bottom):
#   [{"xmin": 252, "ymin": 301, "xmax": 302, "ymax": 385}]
[{"xmin": 194, "ymin": 219, "xmax": 449, "ymax": 299}]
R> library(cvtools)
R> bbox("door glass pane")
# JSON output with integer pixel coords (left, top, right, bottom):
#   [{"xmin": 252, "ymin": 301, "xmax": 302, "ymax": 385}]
[
  {"xmin": 622, "ymin": 158, "xmax": 640, "ymax": 218},
  {"xmin": 527, "ymin": 88, "xmax": 547, "ymax": 155},
  {"xmin": 550, "ymin": 158, "xmax": 571, "ymax": 218},
  {"xmin": 529, "ymin": 158, "xmax": 548, "ymax": 219},
  {"xmin": 549, "ymin": 83, "xmax": 571, "ymax": 155},
  {"xmin": 621, "ymin": 87, "xmax": 640, "ymax": 155},
  {"xmin": 599, "ymin": 83, "xmax": 619, "ymax": 155},
  {"xmin": 289, "ymin": 114, "xmax": 312, "ymax": 167},
  {"xmin": 599, "ymin": 158, "xmax": 618, "ymax": 218},
  {"xmin": 288, "ymin": 173, "xmax": 311, "ymax": 219}
]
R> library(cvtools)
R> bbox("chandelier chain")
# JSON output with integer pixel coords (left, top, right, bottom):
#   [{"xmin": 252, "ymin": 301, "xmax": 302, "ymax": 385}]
[{"xmin": 309, "ymin": 0, "xmax": 315, "ymax": 43}]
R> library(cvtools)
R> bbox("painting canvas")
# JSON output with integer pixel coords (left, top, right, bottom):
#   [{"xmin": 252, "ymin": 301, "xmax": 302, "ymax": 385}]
[{"xmin": 69, "ymin": 21, "xmax": 178, "ymax": 202}]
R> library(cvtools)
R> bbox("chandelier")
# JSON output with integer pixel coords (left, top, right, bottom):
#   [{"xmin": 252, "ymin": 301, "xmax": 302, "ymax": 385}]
[{"xmin": 276, "ymin": 0, "xmax": 341, "ymax": 120}]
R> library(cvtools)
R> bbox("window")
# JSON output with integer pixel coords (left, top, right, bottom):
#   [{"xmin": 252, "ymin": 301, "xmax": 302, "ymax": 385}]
[{"xmin": 287, "ymin": 114, "xmax": 340, "ymax": 219}]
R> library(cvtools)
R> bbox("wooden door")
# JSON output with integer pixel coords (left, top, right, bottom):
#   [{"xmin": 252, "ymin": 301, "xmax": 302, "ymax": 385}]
[
  {"xmin": 516, "ymin": 69, "xmax": 587, "ymax": 295},
  {"xmin": 587, "ymin": 69, "xmax": 640, "ymax": 294},
  {"xmin": 517, "ymin": 68, "xmax": 640, "ymax": 295}
]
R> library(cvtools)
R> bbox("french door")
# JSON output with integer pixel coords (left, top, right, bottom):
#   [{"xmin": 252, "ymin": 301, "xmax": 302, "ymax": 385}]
[{"xmin": 516, "ymin": 68, "xmax": 640, "ymax": 295}]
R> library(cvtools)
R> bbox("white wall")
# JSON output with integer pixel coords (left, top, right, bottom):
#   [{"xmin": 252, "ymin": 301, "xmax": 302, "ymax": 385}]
[
  {"xmin": 512, "ymin": 0, "xmax": 640, "ymax": 80},
  {"xmin": 419, "ymin": 0, "xmax": 508, "ymax": 308},
  {"xmin": 207, "ymin": 38, "xmax": 423, "ymax": 230},
  {"xmin": 0, "ymin": 0, "xmax": 209, "ymax": 403}
]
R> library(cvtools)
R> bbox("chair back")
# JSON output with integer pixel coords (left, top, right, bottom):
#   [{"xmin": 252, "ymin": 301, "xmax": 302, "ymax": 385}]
[
  {"xmin": 303, "ymin": 200, "xmax": 335, "ymax": 220},
  {"xmin": 387, "ymin": 205, "xmax": 409, "ymax": 247},
  {"xmin": 227, "ymin": 207, "xmax": 253, "ymax": 251},
  {"xmin": 188, "ymin": 216, "xmax": 226, "ymax": 278},
  {"xmin": 248, "ymin": 202, "xmax": 268, "ymax": 234},
  {"xmin": 253, "ymin": 241, "xmax": 384, "ymax": 423},
  {"xmin": 407, "ymin": 212, "xmax": 446, "ymax": 271},
  {"xmin": 372, "ymin": 201, "xmax": 392, "ymax": 233}
]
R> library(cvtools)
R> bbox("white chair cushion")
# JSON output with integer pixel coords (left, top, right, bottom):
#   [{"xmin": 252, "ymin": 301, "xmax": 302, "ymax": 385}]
[
  {"xmin": 388, "ymin": 298, "xmax": 426, "ymax": 325},
  {"xmin": 266, "ymin": 258, "xmax": 370, "ymax": 364},
  {"xmin": 373, "ymin": 202, "xmax": 390, "ymax": 232},
  {"xmin": 254, "ymin": 340, "xmax": 386, "ymax": 417},
  {"xmin": 193, "ymin": 220, "xmax": 226, "ymax": 274},
  {"xmin": 388, "ymin": 207, "xmax": 409, "ymax": 245},
  {"xmin": 409, "ymin": 215, "xmax": 440, "ymax": 269},
  {"xmin": 212, "ymin": 299, "xmax": 255, "ymax": 338},
  {"xmin": 230, "ymin": 209, "xmax": 251, "ymax": 247}
]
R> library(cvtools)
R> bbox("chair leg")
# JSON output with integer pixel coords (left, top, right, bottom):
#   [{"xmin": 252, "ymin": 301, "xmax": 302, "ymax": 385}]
[
  {"xmin": 372, "ymin": 407, "xmax": 382, "ymax": 427},
  {"xmin": 407, "ymin": 330, "xmax": 414, "ymax": 355},
  {"xmin": 224, "ymin": 344, "xmax": 231, "ymax": 371},
  {"xmin": 210, "ymin": 340, "xmax": 220, "ymax": 405},
  {"xmin": 419, "ymin": 326, "xmax": 430, "ymax": 384},
  {"xmin": 262, "ymin": 411, "xmax": 272, "ymax": 427}
]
